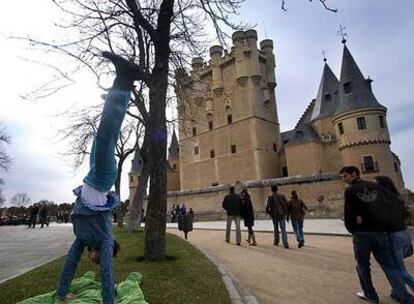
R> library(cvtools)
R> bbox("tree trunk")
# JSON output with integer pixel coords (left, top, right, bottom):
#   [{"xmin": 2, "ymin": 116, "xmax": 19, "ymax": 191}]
[
  {"xmin": 143, "ymin": 0, "xmax": 174, "ymax": 261},
  {"xmin": 144, "ymin": 80, "xmax": 168, "ymax": 260}
]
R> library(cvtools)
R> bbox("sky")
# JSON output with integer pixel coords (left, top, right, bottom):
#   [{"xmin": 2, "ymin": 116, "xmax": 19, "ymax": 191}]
[{"xmin": 0, "ymin": 0, "xmax": 413, "ymax": 206}]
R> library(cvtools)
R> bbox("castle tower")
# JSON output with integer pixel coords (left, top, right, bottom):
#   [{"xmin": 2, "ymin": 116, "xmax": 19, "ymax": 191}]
[
  {"xmin": 332, "ymin": 43, "xmax": 404, "ymax": 188},
  {"xmin": 177, "ymin": 30, "xmax": 282, "ymax": 190},
  {"xmin": 128, "ymin": 148, "xmax": 143, "ymax": 203},
  {"xmin": 167, "ymin": 129, "xmax": 180, "ymax": 191},
  {"xmin": 283, "ymin": 61, "xmax": 341, "ymax": 177}
]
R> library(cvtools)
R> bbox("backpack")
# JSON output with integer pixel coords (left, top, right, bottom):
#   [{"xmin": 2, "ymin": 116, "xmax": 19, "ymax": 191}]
[{"xmin": 360, "ymin": 181, "xmax": 408, "ymax": 232}]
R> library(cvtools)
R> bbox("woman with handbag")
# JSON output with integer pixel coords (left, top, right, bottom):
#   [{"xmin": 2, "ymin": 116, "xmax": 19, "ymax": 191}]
[
  {"xmin": 241, "ymin": 189, "xmax": 256, "ymax": 246},
  {"xmin": 375, "ymin": 175, "xmax": 414, "ymax": 295}
]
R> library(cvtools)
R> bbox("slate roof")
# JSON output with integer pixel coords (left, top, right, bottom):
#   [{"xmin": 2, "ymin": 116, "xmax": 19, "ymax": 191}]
[
  {"xmin": 334, "ymin": 44, "xmax": 386, "ymax": 116},
  {"xmin": 168, "ymin": 129, "xmax": 179, "ymax": 160},
  {"xmin": 310, "ymin": 63, "xmax": 339, "ymax": 121},
  {"xmin": 130, "ymin": 148, "xmax": 143, "ymax": 174}
]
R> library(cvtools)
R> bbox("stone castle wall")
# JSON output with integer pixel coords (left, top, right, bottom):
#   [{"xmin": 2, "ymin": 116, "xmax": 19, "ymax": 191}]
[{"xmin": 156, "ymin": 173, "xmax": 346, "ymax": 220}]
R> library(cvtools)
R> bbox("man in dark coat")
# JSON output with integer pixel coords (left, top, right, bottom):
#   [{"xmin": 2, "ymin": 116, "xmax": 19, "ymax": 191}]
[
  {"xmin": 341, "ymin": 165, "xmax": 414, "ymax": 304},
  {"xmin": 222, "ymin": 186, "xmax": 242, "ymax": 245},
  {"xmin": 28, "ymin": 204, "xmax": 39, "ymax": 229},
  {"xmin": 39, "ymin": 205, "xmax": 49, "ymax": 228},
  {"xmin": 266, "ymin": 185, "xmax": 289, "ymax": 248}
]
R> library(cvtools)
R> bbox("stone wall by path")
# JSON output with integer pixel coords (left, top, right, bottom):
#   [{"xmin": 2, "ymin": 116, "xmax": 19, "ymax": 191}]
[{"xmin": 147, "ymin": 173, "xmax": 347, "ymax": 221}]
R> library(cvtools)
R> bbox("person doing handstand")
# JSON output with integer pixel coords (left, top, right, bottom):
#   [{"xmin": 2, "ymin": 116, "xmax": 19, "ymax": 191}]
[{"xmin": 56, "ymin": 52, "xmax": 143, "ymax": 304}]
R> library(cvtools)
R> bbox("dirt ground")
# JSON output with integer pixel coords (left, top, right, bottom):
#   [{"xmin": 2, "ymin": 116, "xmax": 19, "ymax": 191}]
[{"xmin": 169, "ymin": 229, "xmax": 414, "ymax": 304}]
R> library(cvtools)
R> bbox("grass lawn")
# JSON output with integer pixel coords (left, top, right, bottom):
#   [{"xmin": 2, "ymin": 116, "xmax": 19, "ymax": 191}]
[{"xmin": 0, "ymin": 228, "xmax": 231, "ymax": 304}]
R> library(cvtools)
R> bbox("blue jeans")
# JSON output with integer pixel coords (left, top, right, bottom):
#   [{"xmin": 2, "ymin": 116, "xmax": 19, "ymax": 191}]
[
  {"xmin": 83, "ymin": 88, "xmax": 130, "ymax": 192},
  {"xmin": 291, "ymin": 219, "xmax": 304, "ymax": 243},
  {"xmin": 389, "ymin": 230, "xmax": 414, "ymax": 293},
  {"xmin": 272, "ymin": 216, "xmax": 289, "ymax": 247},
  {"xmin": 353, "ymin": 232, "xmax": 414, "ymax": 304},
  {"xmin": 57, "ymin": 206, "xmax": 114, "ymax": 303}
]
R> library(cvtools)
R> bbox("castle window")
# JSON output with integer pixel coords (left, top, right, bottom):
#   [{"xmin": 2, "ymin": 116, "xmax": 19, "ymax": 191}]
[
  {"xmin": 338, "ymin": 122, "xmax": 344, "ymax": 135},
  {"xmin": 227, "ymin": 114, "xmax": 233, "ymax": 124},
  {"xmin": 343, "ymin": 82, "xmax": 353, "ymax": 94},
  {"xmin": 273, "ymin": 143, "xmax": 277, "ymax": 152},
  {"xmin": 194, "ymin": 146, "xmax": 199, "ymax": 155},
  {"xmin": 282, "ymin": 166, "xmax": 288, "ymax": 177},
  {"xmin": 394, "ymin": 162, "xmax": 399, "ymax": 173},
  {"xmin": 357, "ymin": 117, "xmax": 367, "ymax": 130},
  {"xmin": 324, "ymin": 93, "xmax": 331, "ymax": 101},
  {"xmin": 231, "ymin": 144, "xmax": 237, "ymax": 154},
  {"xmin": 173, "ymin": 164, "xmax": 177, "ymax": 170},
  {"xmin": 379, "ymin": 115, "xmax": 386, "ymax": 128},
  {"xmin": 192, "ymin": 127, "xmax": 197, "ymax": 136},
  {"xmin": 210, "ymin": 149, "xmax": 215, "ymax": 158},
  {"xmin": 130, "ymin": 175, "xmax": 133, "ymax": 183},
  {"xmin": 208, "ymin": 120, "xmax": 214, "ymax": 131},
  {"xmin": 361, "ymin": 155, "xmax": 378, "ymax": 173}
]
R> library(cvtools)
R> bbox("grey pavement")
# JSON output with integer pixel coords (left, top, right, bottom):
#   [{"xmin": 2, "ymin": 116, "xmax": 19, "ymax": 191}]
[
  {"xmin": 0, "ymin": 219, "xmax": 347, "ymax": 284},
  {"xmin": 0, "ymin": 223, "xmax": 74, "ymax": 284},
  {"xmin": 167, "ymin": 218, "xmax": 350, "ymax": 236}
]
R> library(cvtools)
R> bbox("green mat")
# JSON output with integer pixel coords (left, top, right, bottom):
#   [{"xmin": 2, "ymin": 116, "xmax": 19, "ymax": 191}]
[{"xmin": 17, "ymin": 271, "xmax": 148, "ymax": 304}]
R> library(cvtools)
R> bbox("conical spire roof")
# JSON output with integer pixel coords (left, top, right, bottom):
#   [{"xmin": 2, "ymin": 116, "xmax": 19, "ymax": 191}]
[
  {"xmin": 334, "ymin": 44, "xmax": 386, "ymax": 116},
  {"xmin": 130, "ymin": 147, "xmax": 143, "ymax": 174},
  {"xmin": 310, "ymin": 63, "xmax": 339, "ymax": 121},
  {"xmin": 168, "ymin": 129, "xmax": 179, "ymax": 160}
]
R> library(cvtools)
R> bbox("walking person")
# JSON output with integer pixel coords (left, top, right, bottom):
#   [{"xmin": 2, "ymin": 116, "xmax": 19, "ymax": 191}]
[
  {"xmin": 178, "ymin": 212, "xmax": 193, "ymax": 240},
  {"xmin": 222, "ymin": 186, "xmax": 242, "ymax": 245},
  {"xmin": 340, "ymin": 166, "xmax": 414, "ymax": 304},
  {"xmin": 374, "ymin": 175, "xmax": 414, "ymax": 300},
  {"xmin": 39, "ymin": 204, "xmax": 49, "ymax": 228},
  {"xmin": 266, "ymin": 185, "xmax": 289, "ymax": 248},
  {"xmin": 287, "ymin": 190, "xmax": 308, "ymax": 248},
  {"xmin": 241, "ymin": 189, "xmax": 256, "ymax": 246},
  {"xmin": 28, "ymin": 204, "xmax": 39, "ymax": 229},
  {"xmin": 56, "ymin": 51, "xmax": 143, "ymax": 304}
]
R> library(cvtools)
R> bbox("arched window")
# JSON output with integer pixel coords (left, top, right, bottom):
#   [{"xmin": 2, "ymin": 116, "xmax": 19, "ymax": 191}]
[
  {"xmin": 207, "ymin": 113, "xmax": 214, "ymax": 131},
  {"xmin": 193, "ymin": 145, "xmax": 199, "ymax": 155}
]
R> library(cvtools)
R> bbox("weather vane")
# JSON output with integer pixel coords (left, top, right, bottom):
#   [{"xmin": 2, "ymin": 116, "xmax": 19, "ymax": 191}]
[
  {"xmin": 338, "ymin": 25, "xmax": 348, "ymax": 44},
  {"xmin": 322, "ymin": 50, "xmax": 327, "ymax": 62}
]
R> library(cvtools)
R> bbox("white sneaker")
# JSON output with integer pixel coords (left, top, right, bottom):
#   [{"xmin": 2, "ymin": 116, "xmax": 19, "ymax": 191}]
[{"xmin": 356, "ymin": 291, "xmax": 379, "ymax": 303}]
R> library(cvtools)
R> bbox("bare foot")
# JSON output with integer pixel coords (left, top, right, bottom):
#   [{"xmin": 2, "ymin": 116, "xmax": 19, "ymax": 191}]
[{"xmin": 66, "ymin": 293, "xmax": 76, "ymax": 300}]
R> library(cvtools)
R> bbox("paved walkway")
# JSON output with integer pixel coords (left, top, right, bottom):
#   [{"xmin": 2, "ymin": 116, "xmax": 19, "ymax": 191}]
[
  {"xmin": 169, "ymin": 228, "xmax": 412, "ymax": 304},
  {"xmin": 167, "ymin": 219, "xmax": 350, "ymax": 236},
  {"xmin": 1, "ymin": 220, "xmax": 411, "ymax": 304},
  {"xmin": 0, "ymin": 223, "xmax": 74, "ymax": 283}
]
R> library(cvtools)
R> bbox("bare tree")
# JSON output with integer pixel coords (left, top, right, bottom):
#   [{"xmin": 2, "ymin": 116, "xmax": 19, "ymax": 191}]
[
  {"xmin": 59, "ymin": 104, "xmax": 142, "ymax": 193},
  {"xmin": 17, "ymin": 0, "xmax": 336, "ymax": 260},
  {"xmin": 0, "ymin": 123, "xmax": 12, "ymax": 172},
  {"xmin": 9, "ymin": 192, "xmax": 32, "ymax": 207},
  {"xmin": 0, "ymin": 178, "xmax": 5, "ymax": 208}
]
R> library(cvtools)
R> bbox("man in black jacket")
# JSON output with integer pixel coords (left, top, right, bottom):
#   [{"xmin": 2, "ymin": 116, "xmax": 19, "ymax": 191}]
[
  {"xmin": 266, "ymin": 185, "xmax": 289, "ymax": 248},
  {"xmin": 222, "ymin": 186, "xmax": 242, "ymax": 245},
  {"xmin": 341, "ymin": 166, "xmax": 414, "ymax": 304}
]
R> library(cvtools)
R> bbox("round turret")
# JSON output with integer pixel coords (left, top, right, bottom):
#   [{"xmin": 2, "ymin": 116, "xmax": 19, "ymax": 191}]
[
  {"xmin": 232, "ymin": 31, "xmax": 245, "ymax": 44},
  {"xmin": 191, "ymin": 57, "xmax": 204, "ymax": 71},
  {"xmin": 260, "ymin": 39, "xmax": 273, "ymax": 50},
  {"xmin": 209, "ymin": 45, "xmax": 223, "ymax": 57}
]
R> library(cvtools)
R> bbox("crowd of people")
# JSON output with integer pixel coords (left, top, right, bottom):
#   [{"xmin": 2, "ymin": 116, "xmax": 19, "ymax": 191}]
[
  {"xmin": 221, "ymin": 166, "xmax": 414, "ymax": 304},
  {"xmin": 222, "ymin": 185, "xmax": 308, "ymax": 248}
]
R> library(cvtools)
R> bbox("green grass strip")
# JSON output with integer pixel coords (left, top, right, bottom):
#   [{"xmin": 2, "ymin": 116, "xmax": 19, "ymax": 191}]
[{"xmin": 0, "ymin": 229, "xmax": 231, "ymax": 304}]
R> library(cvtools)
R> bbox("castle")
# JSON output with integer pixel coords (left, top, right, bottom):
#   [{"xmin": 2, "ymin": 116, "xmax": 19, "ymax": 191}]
[{"xmin": 128, "ymin": 30, "xmax": 405, "ymax": 216}]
